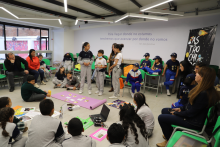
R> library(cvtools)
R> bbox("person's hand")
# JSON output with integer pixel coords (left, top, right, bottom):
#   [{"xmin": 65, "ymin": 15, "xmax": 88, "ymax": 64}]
[
  {"xmin": 46, "ymin": 94, "xmax": 51, "ymax": 97},
  {"xmin": 41, "ymin": 67, "xmax": 44, "ymax": 69},
  {"xmin": 170, "ymin": 111, "xmax": 175, "ymax": 115},
  {"xmin": 87, "ymin": 63, "xmax": 90, "ymax": 66},
  {"xmin": 140, "ymin": 66, "xmax": 143, "ymax": 69},
  {"xmin": 24, "ymin": 70, "xmax": 29, "ymax": 74},
  {"xmin": 172, "ymin": 108, "xmax": 181, "ymax": 112},
  {"xmin": 44, "ymin": 69, "xmax": 46, "ymax": 72},
  {"xmin": 57, "ymin": 84, "xmax": 61, "ymax": 87},
  {"xmin": 125, "ymin": 81, "xmax": 128, "ymax": 85},
  {"xmin": 175, "ymin": 74, "xmax": 178, "ymax": 78},
  {"xmin": 162, "ymin": 73, "xmax": 165, "ymax": 77},
  {"xmin": 83, "ymin": 63, "xmax": 87, "ymax": 66},
  {"xmin": 10, "ymin": 60, "xmax": 15, "ymax": 63},
  {"xmin": 73, "ymin": 87, "xmax": 76, "ymax": 90},
  {"xmin": 36, "ymin": 69, "xmax": 38, "ymax": 71},
  {"xmin": 107, "ymin": 60, "xmax": 109, "ymax": 63},
  {"xmin": 140, "ymin": 83, "xmax": 143, "ymax": 85}
]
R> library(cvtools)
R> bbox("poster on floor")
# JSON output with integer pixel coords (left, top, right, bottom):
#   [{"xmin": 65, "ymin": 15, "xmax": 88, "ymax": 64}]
[{"xmin": 185, "ymin": 25, "xmax": 218, "ymax": 66}]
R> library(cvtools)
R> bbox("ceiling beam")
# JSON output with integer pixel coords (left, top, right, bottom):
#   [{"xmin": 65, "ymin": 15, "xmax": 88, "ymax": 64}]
[
  {"xmin": 84, "ymin": 0, "xmax": 125, "ymax": 15},
  {"xmin": 0, "ymin": 0, "xmax": 77, "ymax": 20},
  {"xmin": 42, "ymin": 0, "xmax": 102, "ymax": 18},
  {"xmin": 130, "ymin": 0, "xmax": 142, "ymax": 8}
]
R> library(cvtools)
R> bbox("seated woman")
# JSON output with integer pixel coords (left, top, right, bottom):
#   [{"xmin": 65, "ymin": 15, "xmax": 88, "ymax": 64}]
[
  {"xmin": 118, "ymin": 103, "xmax": 150, "ymax": 147},
  {"xmin": 157, "ymin": 66, "xmax": 220, "ymax": 147},
  {"xmin": 144, "ymin": 56, "xmax": 163, "ymax": 75},
  {"xmin": 26, "ymin": 49, "xmax": 45, "ymax": 88}
]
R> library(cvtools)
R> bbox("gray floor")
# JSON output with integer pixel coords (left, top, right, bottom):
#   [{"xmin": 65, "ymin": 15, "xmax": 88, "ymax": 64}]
[{"xmin": 0, "ymin": 79, "xmax": 179, "ymax": 147}]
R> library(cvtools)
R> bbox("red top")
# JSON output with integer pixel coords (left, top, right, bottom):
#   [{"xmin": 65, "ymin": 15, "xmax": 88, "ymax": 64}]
[{"xmin": 26, "ymin": 56, "xmax": 40, "ymax": 70}]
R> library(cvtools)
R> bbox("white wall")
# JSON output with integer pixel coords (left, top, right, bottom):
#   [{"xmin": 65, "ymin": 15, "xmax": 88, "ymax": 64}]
[
  {"xmin": 53, "ymin": 28, "xmax": 64, "ymax": 61},
  {"xmin": 73, "ymin": 13, "xmax": 220, "ymax": 66},
  {"xmin": 64, "ymin": 28, "xmax": 74, "ymax": 54}
]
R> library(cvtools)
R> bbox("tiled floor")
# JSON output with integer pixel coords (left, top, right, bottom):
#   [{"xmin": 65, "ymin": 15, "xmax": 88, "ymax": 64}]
[{"xmin": 0, "ymin": 80, "xmax": 179, "ymax": 147}]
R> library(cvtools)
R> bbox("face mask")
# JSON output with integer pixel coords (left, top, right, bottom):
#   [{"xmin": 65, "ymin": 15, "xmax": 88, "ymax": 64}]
[{"xmin": 98, "ymin": 56, "xmax": 102, "ymax": 59}]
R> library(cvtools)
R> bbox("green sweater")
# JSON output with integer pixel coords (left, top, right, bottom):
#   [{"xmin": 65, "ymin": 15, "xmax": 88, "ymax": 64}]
[{"xmin": 21, "ymin": 82, "xmax": 47, "ymax": 101}]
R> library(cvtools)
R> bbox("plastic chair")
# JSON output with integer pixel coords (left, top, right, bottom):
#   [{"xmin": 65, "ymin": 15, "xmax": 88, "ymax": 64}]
[
  {"xmin": 122, "ymin": 69, "xmax": 145, "ymax": 97},
  {"xmin": 166, "ymin": 116, "xmax": 220, "ymax": 147},
  {"xmin": 143, "ymin": 60, "xmax": 164, "ymax": 97},
  {"xmin": 103, "ymin": 55, "xmax": 108, "ymax": 60},
  {"xmin": 42, "ymin": 59, "xmax": 56, "ymax": 71},
  {"xmin": 0, "ymin": 74, "xmax": 6, "ymax": 88}
]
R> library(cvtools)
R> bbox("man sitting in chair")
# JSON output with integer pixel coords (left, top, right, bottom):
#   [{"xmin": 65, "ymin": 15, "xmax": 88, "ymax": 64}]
[{"xmin": 4, "ymin": 52, "xmax": 29, "ymax": 92}]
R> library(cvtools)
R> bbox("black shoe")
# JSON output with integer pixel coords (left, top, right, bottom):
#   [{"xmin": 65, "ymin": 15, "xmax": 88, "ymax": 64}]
[{"xmin": 9, "ymin": 87, "xmax": 14, "ymax": 92}]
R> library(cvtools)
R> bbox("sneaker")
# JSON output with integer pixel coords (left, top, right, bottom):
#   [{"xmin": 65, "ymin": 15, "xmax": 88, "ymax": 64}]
[
  {"xmin": 156, "ymin": 140, "xmax": 168, "ymax": 147},
  {"xmin": 167, "ymin": 90, "xmax": 171, "ymax": 96},
  {"xmin": 66, "ymin": 88, "xmax": 71, "ymax": 90},
  {"xmin": 130, "ymin": 89, "xmax": 134, "ymax": 98},
  {"xmin": 22, "ymin": 127, "xmax": 28, "ymax": 133},
  {"xmin": 98, "ymin": 92, "xmax": 103, "ymax": 96},
  {"xmin": 159, "ymin": 82, "xmax": 164, "ymax": 87},
  {"xmin": 79, "ymin": 90, "xmax": 83, "ymax": 94},
  {"xmin": 95, "ymin": 91, "xmax": 100, "ymax": 94},
  {"xmin": 153, "ymin": 72, "xmax": 159, "ymax": 75},
  {"xmin": 34, "ymin": 83, "xmax": 40, "ymax": 88},
  {"xmin": 44, "ymin": 78, "xmax": 48, "ymax": 82},
  {"xmin": 40, "ymin": 81, "xmax": 46, "ymax": 85},
  {"xmin": 109, "ymin": 95, "xmax": 118, "ymax": 99},
  {"xmin": 88, "ymin": 90, "xmax": 92, "ymax": 95}
]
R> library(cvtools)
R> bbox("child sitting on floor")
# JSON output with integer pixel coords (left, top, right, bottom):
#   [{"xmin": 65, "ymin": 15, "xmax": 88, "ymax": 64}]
[
  {"xmin": 64, "ymin": 72, "xmax": 80, "ymax": 90},
  {"xmin": 107, "ymin": 123, "xmax": 126, "ymax": 147},
  {"xmin": 25, "ymin": 99, "xmax": 65, "ymax": 147},
  {"xmin": 125, "ymin": 63, "xmax": 143, "ymax": 98},
  {"xmin": 21, "ymin": 75, "xmax": 50, "ymax": 102},
  {"xmin": 38, "ymin": 54, "xmax": 50, "ymax": 82},
  {"xmin": 62, "ymin": 118, "xmax": 96, "ymax": 147},
  {"xmin": 0, "ymin": 97, "xmax": 28, "ymax": 133},
  {"xmin": 140, "ymin": 53, "xmax": 151, "ymax": 72},
  {"xmin": 0, "ymin": 107, "xmax": 27, "ymax": 147},
  {"xmin": 171, "ymin": 74, "xmax": 196, "ymax": 108},
  {"xmin": 53, "ymin": 66, "xmax": 67, "ymax": 89}
]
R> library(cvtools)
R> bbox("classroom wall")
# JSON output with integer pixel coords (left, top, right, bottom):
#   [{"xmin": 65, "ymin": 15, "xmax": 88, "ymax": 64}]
[
  {"xmin": 53, "ymin": 28, "xmax": 64, "ymax": 61},
  {"xmin": 73, "ymin": 13, "xmax": 220, "ymax": 66}
]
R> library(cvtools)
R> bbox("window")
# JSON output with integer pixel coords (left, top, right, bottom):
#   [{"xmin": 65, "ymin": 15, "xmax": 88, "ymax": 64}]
[{"xmin": 0, "ymin": 25, "xmax": 4, "ymax": 59}]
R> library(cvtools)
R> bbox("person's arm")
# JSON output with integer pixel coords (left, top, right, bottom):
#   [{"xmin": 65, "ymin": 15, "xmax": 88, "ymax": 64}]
[
  {"xmin": 4, "ymin": 59, "xmax": 14, "ymax": 72},
  {"xmin": 55, "ymin": 122, "xmax": 65, "ymax": 143},
  {"xmin": 29, "ymin": 84, "xmax": 47, "ymax": 95},
  {"xmin": 175, "ymin": 66, "xmax": 179, "ymax": 78},
  {"xmin": 36, "ymin": 58, "xmax": 40, "ymax": 70},
  {"xmin": 77, "ymin": 52, "xmax": 84, "ymax": 65},
  {"xmin": 12, "ymin": 126, "xmax": 22, "ymax": 141},
  {"xmin": 148, "ymin": 61, "xmax": 151, "ymax": 68},
  {"xmin": 101, "ymin": 60, "xmax": 107, "ymax": 69},
  {"xmin": 174, "ymin": 92, "xmax": 208, "ymax": 118},
  {"xmin": 138, "ymin": 72, "xmax": 142, "ymax": 83},
  {"xmin": 125, "ymin": 73, "xmax": 130, "ymax": 84},
  {"xmin": 74, "ymin": 77, "xmax": 80, "ymax": 88},
  {"xmin": 13, "ymin": 116, "xmax": 21, "ymax": 124},
  {"xmin": 18, "ymin": 56, "xmax": 29, "ymax": 70},
  {"xmin": 162, "ymin": 64, "xmax": 168, "ymax": 76},
  {"xmin": 89, "ymin": 52, "xmax": 94, "ymax": 65},
  {"xmin": 151, "ymin": 62, "xmax": 155, "ymax": 70},
  {"xmin": 110, "ymin": 59, "xmax": 119, "ymax": 69}
]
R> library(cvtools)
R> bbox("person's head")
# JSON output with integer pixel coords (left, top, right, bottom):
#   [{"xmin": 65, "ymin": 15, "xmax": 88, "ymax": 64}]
[
  {"xmin": 153, "ymin": 56, "xmax": 162, "ymax": 64},
  {"xmin": 98, "ymin": 50, "xmax": 104, "ymax": 57},
  {"xmin": 68, "ymin": 118, "xmax": 83, "ymax": 136},
  {"xmin": 0, "ymin": 107, "xmax": 15, "ymax": 137},
  {"xmin": 38, "ymin": 54, "xmax": 43, "ymax": 62},
  {"xmin": 194, "ymin": 62, "xmax": 206, "ymax": 74},
  {"xmin": 119, "ymin": 103, "xmax": 148, "ymax": 144},
  {"xmin": 39, "ymin": 99, "xmax": 54, "ymax": 116},
  {"xmin": 184, "ymin": 74, "xmax": 195, "ymax": 86},
  {"xmin": 112, "ymin": 43, "xmax": 117, "ymax": 54},
  {"xmin": 66, "ymin": 72, "xmax": 73, "ymax": 79},
  {"xmin": 29, "ymin": 49, "xmax": 36, "ymax": 61},
  {"xmin": 0, "ymin": 97, "xmax": 12, "ymax": 109},
  {"xmin": 133, "ymin": 63, "xmax": 139, "ymax": 71},
  {"xmin": 144, "ymin": 53, "xmax": 150, "ymax": 60},
  {"xmin": 180, "ymin": 61, "xmax": 186, "ymax": 72},
  {"xmin": 170, "ymin": 53, "xmax": 177, "ymax": 61},
  {"xmin": 27, "ymin": 75, "xmax": 35, "ymax": 85},
  {"xmin": 58, "ymin": 66, "xmax": 65, "ymax": 74},
  {"xmin": 133, "ymin": 93, "xmax": 149, "ymax": 112},
  {"xmin": 7, "ymin": 52, "xmax": 15, "ymax": 60},
  {"xmin": 107, "ymin": 123, "xmax": 125, "ymax": 144},
  {"xmin": 114, "ymin": 44, "xmax": 124, "ymax": 53},
  {"xmin": 189, "ymin": 66, "xmax": 220, "ymax": 107},
  {"xmin": 82, "ymin": 42, "xmax": 90, "ymax": 51}
]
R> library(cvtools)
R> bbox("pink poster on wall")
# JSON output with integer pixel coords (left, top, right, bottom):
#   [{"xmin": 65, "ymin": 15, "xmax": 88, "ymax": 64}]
[{"xmin": 6, "ymin": 41, "xmax": 28, "ymax": 59}]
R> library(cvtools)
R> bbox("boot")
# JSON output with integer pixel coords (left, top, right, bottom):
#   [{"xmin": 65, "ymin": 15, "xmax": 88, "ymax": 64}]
[{"xmin": 109, "ymin": 87, "xmax": 114, "ymax": 92}]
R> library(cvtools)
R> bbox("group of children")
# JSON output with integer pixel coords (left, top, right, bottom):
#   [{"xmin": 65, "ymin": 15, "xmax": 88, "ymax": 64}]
[{"xmin": 0, "ymin": 92, "xmax": 155, "ymax": 147}]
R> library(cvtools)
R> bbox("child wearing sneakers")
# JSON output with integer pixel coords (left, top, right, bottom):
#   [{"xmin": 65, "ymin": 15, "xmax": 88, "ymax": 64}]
[
  {"xmin": 125, "ymin": 63, "xmax": 143, "ymax": 98},
  {"xmin": 95, "ymin": 50, "xmax": 107, "ymax": 96},
  {"xmin": 161, "ymin": 53, "xmax": 180, "ymax": 96},
  {"xmin": 171, "ymin": 74, "xmax": 196, "ymax": 108},
  {"xmin": 53, "ymin": 66, "xmax": 67, "ymax": 89},
  {"xmin": 107, "ymin": 123, "xmax": 126, "ymax": 147},
  {"xmin": 63, "ymin": 53, "xmax": 73, "ymax": 73},
  {"xmin": 21, "ymin": 75, "xmax": 50, "ymax": 102},
  {"xmin": 62, "ymin": 118, "xmax": 96, "ymax": 147},
  {"xmin": 38, "ymin": 54, "xmax": 50, "ymax": 82},
  {"xmin": 25, "ymin": 99, "xmax": 65, "ymax": 147},
  {"xmin": 140, "ymin": 53, "xmax": 151, "ymax": 72},
  {"xmin": 65, "ymin": 72, "xmax": 80, "ymax": 90},
  {"xmin": 145, "ymin": 56, "xmax": 163, "ymax": 75}
]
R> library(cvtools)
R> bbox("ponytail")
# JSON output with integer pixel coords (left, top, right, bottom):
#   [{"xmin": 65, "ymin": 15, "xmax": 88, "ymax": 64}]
[
  {"xmin": 115, "ymin": 44, "xmax": 124, "ymax": 51},
  {"xmin": 0, "ymin": 107, "xmax": 15, "ymax": 137},
  {"xmin": 82, "ymin": 42, "xmax": 89, "ymax": 51}
]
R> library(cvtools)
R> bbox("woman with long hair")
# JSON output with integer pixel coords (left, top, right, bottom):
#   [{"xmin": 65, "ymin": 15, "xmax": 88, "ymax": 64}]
[
  {"xmin": 157, "ymin": 66, "xmax": 220, "ymax": 147},
  {"xmin": 26, "ymin": 49, "xmax": 45, "ymax": 88},
  {"xmin": 119, "ymin": 103, "xmax": 150, "ymax": 147},
  {"xmin": 133, "ymin": 93, "xmax": 155, "ymax": 137},
  {"xmin": 107, "ymin": 43, "xmax": 117, "ymax": 92}
]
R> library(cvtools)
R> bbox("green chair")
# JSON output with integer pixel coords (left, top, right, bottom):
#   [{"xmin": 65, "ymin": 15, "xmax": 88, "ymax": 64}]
[
  {"xmin": 122, "ymin": 69, "xmax": 145, "ymax": 97},
  {"xmin": 42, "ymin": 59, "xmax": 56, "ymax": 71},
  {"xmin": 103, "ymin": 55, "xmax": 108, "ymax": 61},
  {"xmin": 166, "ymin": 116, "xmax": 220, "ymax": 147},
  {"xmin": 143, "ymin": 60, "xmax": 164, "ymax": 97},
  {"xmin": 0, "ymin": 74, "xmax": 6, "ymax": 88},
  {"xmin": 69, "ymin": 53, "xmax": 75, "ymax": 61},
  {"xmin": 91, "ymin": 61, "xmax": 95, "ymax": 70}
]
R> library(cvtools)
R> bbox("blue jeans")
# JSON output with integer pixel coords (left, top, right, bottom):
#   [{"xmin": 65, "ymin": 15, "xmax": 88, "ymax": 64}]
[
  {"xmin": 164, "ymin": 69, "xmax": 176, "ymax": 89},
  {"xmin": 171, "ymin": 99, "xmax": 184, "ymax": 108},
  {"xmin": 142, "ymin": 66, "xmax": 162, "ymax": 74},
  {"xmin": 130, "ymin": 81, "xmax": 141, "ymax": 93},
  {"xmin": 91, "ymin": 69, "xmax": 96, "ymax": 80},
  {"xmin": 29, "ymin": 69, "xmax": 44, "ymax": 83},
  {"xmin": 158, "ymin": 108, "xmax": 201, "ymax": 140}
]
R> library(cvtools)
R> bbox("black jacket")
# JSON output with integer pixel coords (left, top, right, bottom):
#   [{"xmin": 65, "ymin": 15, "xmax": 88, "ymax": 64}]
[
  {"xmin": 4, "ymin": 56, "xmax": 28, "ymax": 72},
  {"xmin": 174, "ymin": 91, "xmax": 209, "ymax": 127}
]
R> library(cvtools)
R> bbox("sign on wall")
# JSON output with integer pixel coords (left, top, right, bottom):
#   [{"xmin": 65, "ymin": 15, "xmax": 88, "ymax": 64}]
[{"xmin": 185, "ymin": 25, "xmax": 218, "ymax": 66}]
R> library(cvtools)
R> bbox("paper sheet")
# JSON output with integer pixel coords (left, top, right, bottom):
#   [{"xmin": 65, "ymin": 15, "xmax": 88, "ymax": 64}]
[{"xmin": 90, "ymin": 128, "xmax": 108, "ymax": 141}]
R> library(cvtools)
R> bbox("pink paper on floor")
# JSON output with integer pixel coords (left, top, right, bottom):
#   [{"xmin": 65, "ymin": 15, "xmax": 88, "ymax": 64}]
[
  {"xmin": 51, "ymin": 91, "xmax": 107, "ymax": 110},
  {"xmin": 90, "ymin": 128, "xmax": 108, "ymax": 141}
]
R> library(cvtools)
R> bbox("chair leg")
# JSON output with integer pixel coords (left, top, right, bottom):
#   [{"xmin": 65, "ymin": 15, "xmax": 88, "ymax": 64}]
[
  {"xmin": 144, "ymin": 74, "xmax": 146, "ymax": 93},
  {"xmin": 156, "ymin": 76, "xmax": 160, "ymax": 97}
]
